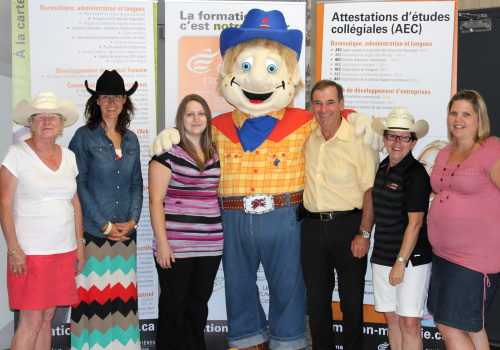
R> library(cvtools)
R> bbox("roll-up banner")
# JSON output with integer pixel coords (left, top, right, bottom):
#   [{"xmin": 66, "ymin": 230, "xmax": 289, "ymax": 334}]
[
  {"xmin": 163, "ymin": 2, "xmax": 306, "ymax": 348},
  {"xmin": 317, "ymin": 1, "xmax": 456, "ymax": 348},
  {"xmin": 11, "ymin": 1, "xmax": 157, "ymax": 349}
]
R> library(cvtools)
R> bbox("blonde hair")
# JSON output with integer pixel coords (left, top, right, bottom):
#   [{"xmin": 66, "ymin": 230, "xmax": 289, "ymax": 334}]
[
  {"xmin": 447, "ymin": 90, "xmax": 490, "ymax": 146},
  {"xmin": 216, "ymin": 38, "xmax": 303, "ymax": 96}
]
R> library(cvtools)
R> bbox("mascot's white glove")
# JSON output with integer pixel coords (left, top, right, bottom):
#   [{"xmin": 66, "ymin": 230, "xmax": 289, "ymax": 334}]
[
  {"xmin": 347, "ymin": 113, "xmax": 384, "ymax": 151},
  {"xmin": 149, "ymin": 127, "xmax": 181, "ymax": 157}
]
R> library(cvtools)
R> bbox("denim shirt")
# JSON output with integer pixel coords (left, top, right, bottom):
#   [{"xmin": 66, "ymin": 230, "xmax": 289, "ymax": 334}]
[{"xmin": 69, "ymin": 124, "xmax": 143, "ymax": 238}]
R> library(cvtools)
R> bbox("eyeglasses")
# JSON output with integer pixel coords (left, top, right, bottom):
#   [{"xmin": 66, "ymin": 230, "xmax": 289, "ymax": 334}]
[
  {"xmin": 385, "ymin": 133, "xmax": 413, "ymax": 143},
  {"xmin": 32, "ymin": 115, "xmax": 61, "ymax": 122}
]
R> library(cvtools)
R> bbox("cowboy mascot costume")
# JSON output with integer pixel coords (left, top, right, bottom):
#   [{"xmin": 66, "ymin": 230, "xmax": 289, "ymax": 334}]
[{"xmin": 151, "ymin": 9, "xmax": 380, "ymax": 350}]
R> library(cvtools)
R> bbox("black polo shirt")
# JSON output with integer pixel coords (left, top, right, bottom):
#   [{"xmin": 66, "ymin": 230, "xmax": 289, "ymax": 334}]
[{"xmin": 371, "ymin": 152, "xmax": 432, "ymax": 267}]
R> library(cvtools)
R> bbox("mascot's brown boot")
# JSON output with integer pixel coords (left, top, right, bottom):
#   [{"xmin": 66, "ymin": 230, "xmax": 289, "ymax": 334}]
[
  {"xmin": 235, "ymin": 341, "xmax": 269, "ymax": 350},
  {"xmin": 233, "ymin": 341, "xmax": 304, "ymax": 350}
]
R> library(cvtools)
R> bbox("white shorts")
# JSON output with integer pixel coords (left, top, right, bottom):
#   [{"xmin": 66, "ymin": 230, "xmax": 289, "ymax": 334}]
[{"xmin": 372, "ymin": 262, "xmax": 431, "ymax": 317}]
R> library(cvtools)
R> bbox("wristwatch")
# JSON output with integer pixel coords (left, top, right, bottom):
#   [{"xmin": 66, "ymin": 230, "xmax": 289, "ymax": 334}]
[
  {"xmin": 397, "ymin": 256, "xmax": 408, "ymax": 264},
  {"xmin": 359, "ymin": 230, "xmax": 371, "ymax": 239},
  {"xmin": 76, "ymin": 238, "xmax": 86, "ymax": 245}
]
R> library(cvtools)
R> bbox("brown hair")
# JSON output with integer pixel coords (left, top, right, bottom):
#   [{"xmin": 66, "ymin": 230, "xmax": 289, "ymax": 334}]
[
  {"xmin": 176, "ymin": 94, "xmax": 214, "ymax": 174},
  {"xmin": 217, "ymin": 38, "xmax": 303, "ymax": 96},
  {"xmin": 447, "ymin": 90, "xmax": 490, "ymax": 146},
  {"xmin": 85, "ymin": 94, "xmax": 135, "ymax": 134},
  {"xmin": 310, "ymin": 80, "xmax": 344, "ymax": 103}
]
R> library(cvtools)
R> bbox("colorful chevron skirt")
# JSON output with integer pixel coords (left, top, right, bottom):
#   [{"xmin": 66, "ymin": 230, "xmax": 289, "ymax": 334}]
[{"xmin": 71, "ymin": 232, "xmax": 140, "ymax": 350}]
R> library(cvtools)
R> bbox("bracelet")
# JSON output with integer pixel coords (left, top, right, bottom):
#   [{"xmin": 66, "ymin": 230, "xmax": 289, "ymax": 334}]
[
  {"xmin": 8, "ymin": 245, "xmax": 22, "ymax": 256},
  {"xmin": 76, "ymin": 238, "xmax": 86, "ymax": 244},
  {"xmin": 103, "ymin": 221, "xmax": 112, "ymax": 235}
]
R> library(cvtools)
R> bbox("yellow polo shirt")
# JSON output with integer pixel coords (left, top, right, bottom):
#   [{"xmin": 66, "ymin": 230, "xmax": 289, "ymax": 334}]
[
  {"xmin": 212, "ymin": 108, "xmax": 318, "ymax": 196},
  {"xmin": 303, "ymin": 118, "xmax": 379, "ymax": 212}
]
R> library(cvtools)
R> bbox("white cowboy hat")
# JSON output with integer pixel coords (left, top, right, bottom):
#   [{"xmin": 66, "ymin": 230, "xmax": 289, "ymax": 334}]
[
  {"xmin": 13, "ymin": 91, "xmax": 79, "ymax": 127},
  {"xmin": 371, "ymin": 107, "xmax": 429, "ymax": 139}
]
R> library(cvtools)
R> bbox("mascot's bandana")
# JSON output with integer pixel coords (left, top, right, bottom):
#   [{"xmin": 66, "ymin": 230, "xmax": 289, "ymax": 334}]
[{"xmin": 235, "ymin": 115, "xmax": 278, "ymax": 152}]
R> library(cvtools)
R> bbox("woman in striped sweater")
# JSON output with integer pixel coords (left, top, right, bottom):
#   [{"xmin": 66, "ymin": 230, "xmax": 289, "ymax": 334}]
[{"xmin": 149, "ymin": 94, "xmax": 223, "ymax": 349}]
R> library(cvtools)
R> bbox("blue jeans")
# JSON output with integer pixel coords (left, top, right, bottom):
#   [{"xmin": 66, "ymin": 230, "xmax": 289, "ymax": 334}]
[{"xmin": 221, "ymin": 199, "xmax": 307, "ymax": 350}]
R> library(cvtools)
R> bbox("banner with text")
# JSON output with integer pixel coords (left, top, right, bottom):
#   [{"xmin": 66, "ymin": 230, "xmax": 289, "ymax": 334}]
[
  {"xmin": 318, "ymin": 1, "xmax": 456, "ymax": 349},
  {"xmin": 12, "ymin": 1, "xmax": 157, "ymax": 349},
  {"xmin": 162, "ymin": 2, "xmax": 305, "ymax": 348},
  {"xmin": 164, "ymin": 1, "xmax": 306, "ymax": 125},
  {"xmin": 318, "ymin": 0, "xmax": 455, "ymax": 151}
]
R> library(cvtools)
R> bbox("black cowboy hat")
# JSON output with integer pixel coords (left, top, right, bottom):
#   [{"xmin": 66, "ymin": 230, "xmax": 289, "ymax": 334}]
[{"xmin": 85, "ymin": 70, "xmax": 138, "ymax": 96}]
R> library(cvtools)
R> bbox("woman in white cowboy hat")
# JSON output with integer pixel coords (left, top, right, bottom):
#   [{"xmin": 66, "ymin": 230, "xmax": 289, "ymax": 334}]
[
  {"xmin": 0, "ymin": 91, "xmax": 85, "ymax": 350},
  {"xmin": 370, "ymin": 107, "xmax": 432, "ymax": 350},
  {"xmin": 69, "ymin": 70, "xmax": 142, "ymax": 350}
]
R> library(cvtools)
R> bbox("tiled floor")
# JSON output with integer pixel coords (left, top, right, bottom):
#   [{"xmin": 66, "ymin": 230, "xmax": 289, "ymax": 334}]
[{"xmin": 303, "ymin": 317, "xmax": 500, "ymax": 350}]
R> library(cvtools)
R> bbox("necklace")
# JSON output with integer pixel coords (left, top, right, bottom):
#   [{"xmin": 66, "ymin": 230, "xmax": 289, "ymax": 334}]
[
  {"xmin": 438, "ymin": 143, "xmax": 475, "ymax": 203},
  {"xmin": 32, "ymin": 139, "xmax": 57, "ymax": 159}
]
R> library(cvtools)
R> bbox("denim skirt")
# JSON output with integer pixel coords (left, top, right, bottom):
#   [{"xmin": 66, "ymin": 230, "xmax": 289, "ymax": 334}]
[{"xmin": 427, "ymin": 254, "xmax": 499, "ymax": 332}]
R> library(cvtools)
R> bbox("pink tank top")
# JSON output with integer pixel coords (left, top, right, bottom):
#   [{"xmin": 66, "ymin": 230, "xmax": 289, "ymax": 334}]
[{"xmin": 428, "ymin": 138, "xmax": 500, "ymax": 274}]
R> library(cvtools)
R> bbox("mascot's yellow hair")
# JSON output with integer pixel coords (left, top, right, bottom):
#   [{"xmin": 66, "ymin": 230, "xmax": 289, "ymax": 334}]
[{"xmin": 217, "ymin": 38, "xmax": 304, "ymax": 96}]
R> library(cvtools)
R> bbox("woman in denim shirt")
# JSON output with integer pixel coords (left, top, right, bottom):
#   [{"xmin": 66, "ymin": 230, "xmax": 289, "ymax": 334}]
[{"xmin": 69, "ymin": 70, "xmax": 143, "ymax": 350}]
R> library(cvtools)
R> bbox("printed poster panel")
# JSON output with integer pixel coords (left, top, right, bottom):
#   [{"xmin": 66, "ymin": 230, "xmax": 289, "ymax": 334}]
[
  {"xmin": 319, "ymin": 2, "xmax": 455, "ymax": 348},
  {"xmin": 320, "ymin": 0, "xmax": 454, "ymax": 303},
  {"xmin": 15, "ymin": 2, "xmax": 158, "ymax": 348},
  {"xmin": 319, "ymin": 0, "xmax": 455, "ymax": 157},
  {"xmin": 163, "ymin": 2, "xmax": 306, "ymax": 347},
  {"xmin": 164, "ymin": 1, "xmax": 306, "ymax": 124}
]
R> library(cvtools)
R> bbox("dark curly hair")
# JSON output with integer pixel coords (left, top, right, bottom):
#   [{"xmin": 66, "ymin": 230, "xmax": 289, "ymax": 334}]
[{"xmin": 84, "ymin": 94, "xmax": 135, "ymax": 134}]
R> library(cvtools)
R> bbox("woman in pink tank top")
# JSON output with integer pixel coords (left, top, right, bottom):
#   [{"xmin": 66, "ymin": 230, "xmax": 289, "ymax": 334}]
[{"xmin": 427, "ymin": 90, "xmax": 500, "ymax": 349}]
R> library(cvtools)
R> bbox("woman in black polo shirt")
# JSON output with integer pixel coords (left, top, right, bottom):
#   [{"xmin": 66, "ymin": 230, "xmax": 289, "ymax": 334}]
[{"xmin": 371, "ymin": 107, "xmax": 432, "ymax": 350}]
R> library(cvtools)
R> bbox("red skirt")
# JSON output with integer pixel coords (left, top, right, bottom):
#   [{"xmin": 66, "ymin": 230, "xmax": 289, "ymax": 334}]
[{"xmin": 7, "ymin": 250, "xmax": 78, "ymax": 310}]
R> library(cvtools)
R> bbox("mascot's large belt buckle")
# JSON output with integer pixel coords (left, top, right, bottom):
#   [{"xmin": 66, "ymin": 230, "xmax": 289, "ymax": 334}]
[{"xmin": 243, "ymin": 194, "xmax": 274, "ymax": 214}]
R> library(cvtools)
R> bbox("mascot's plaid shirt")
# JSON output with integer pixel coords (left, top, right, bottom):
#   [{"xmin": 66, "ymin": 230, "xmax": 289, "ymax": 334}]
[{"xmin": 212, "ymin": 108, "xmax": 319, "ymax": 196}]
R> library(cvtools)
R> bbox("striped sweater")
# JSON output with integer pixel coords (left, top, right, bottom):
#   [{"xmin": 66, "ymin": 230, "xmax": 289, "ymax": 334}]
[{"xmin": 151, "ymin": 144, "xmax": 223, "ymax": 258}]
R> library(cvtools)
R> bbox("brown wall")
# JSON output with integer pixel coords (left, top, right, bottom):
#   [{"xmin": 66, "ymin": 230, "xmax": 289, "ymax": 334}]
[{"xmin": 459, "ymin": 0, "xmax": 499, "ymax": 10}]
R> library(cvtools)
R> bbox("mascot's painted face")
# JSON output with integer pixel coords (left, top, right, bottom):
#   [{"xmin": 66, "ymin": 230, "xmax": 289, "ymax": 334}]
[{"xmin": 221, "ymin": 44, "xmax": 301, "ymax": 117}]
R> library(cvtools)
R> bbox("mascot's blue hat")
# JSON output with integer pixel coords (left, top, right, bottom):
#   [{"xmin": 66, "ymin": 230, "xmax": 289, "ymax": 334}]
[{"xmin": 220, "ymin": 9, "xmax": 303, "ymax": 60}]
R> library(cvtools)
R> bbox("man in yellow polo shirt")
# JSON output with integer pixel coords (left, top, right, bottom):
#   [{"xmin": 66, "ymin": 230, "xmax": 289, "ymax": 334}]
[{"xmin": 300, "ymin": 80, "xmax": 379, "ymax": 350}]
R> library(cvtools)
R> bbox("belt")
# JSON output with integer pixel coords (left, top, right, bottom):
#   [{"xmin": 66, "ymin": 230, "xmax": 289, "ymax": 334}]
[
  {"xmin": 219, "ymin": 190, "xmax": 303, "ymax": 211},
  {"xmin": 304, "ymin": 208, "xmax": 360, "ymax": 221}
]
